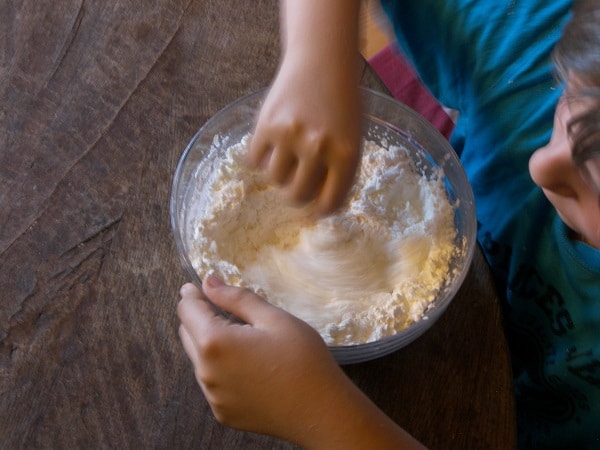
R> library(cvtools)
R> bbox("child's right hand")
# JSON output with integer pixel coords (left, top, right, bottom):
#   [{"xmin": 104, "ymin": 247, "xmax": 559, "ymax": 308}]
[
  {"xmin": 247, "ymin": 0, "xmax": 362, "ymax": 216},
  {"xmin": 248, "ymin": 68, "xmax": 361, "ymax": 216}
]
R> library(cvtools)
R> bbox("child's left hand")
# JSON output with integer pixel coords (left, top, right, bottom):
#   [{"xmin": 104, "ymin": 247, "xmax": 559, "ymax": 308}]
[{"xmin": 176, "ymin": 276, "xmax": 350, "ymax": 446}]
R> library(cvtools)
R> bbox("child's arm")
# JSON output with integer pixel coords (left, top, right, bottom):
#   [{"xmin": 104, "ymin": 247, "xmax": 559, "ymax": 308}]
[
  {"xmin": 248, "ymin": 0, "xmax": 363, "ymax": 215},
  {"xmin": 177, "ymin": 277, "xmax": 426, "ymax": 450}
]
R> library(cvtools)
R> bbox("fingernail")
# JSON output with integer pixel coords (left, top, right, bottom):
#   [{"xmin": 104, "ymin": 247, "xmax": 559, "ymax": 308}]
[
  {"xmin": 204, "ymin": 274, "xmax": 224, "ymax": 288},
  {"xmin": 180, "ymin": 283, "xmax": 196, "ymax": 297}
]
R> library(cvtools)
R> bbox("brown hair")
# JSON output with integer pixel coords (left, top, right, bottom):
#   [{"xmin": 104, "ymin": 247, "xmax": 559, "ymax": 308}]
[{"xmin": 552, "ymin": 0, "xmax": 600, "ymax": 165}]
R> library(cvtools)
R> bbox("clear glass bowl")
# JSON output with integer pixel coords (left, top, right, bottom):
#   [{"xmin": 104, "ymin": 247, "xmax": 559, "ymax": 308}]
[{"xmin": 170, "ymin": 88, "xmax": 476, "ymax": 365}]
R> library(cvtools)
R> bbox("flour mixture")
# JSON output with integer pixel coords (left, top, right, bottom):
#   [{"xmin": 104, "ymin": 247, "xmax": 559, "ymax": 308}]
[{"xmin": 188, "ymin": 134, "xmax": 458, "ymax": 345}]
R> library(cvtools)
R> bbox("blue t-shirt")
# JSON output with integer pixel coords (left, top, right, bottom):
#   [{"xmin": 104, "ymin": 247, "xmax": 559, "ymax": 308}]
[{"xmin": 380, "ymin": 0, "xmax": 600, "ymax": 448}]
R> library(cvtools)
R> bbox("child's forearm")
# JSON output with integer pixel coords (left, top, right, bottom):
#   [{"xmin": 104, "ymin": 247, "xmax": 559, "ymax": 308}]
[
  {"xmin": 280, "ymin": 0, "xmax": 361, "ymax": 82},
  {"xmin": 295, "ymin": 373, "xmax": 427, "ymax": 450}
]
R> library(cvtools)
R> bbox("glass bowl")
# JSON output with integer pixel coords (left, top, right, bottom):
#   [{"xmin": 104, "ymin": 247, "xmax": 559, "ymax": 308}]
[{"xmin": 170, "ymin": 87, "xmax": 476, "ymax": 365}]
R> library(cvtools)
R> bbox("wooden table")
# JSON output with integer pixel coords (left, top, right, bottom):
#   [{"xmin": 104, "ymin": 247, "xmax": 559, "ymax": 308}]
[{"xmin": 0, "ymin": 1, "xmax": 516, "ymax": 448}]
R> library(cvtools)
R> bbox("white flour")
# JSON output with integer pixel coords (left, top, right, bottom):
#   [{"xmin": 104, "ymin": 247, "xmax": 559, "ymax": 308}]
[{"xmin": 188, "ymin": 134, "xmax": 458, "ymax": 345}]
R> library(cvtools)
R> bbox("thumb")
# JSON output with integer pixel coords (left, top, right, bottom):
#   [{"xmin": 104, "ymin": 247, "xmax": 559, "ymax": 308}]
[{"xmin": 202, "ymin": 275, "xmax": 276, "ymax": 325}]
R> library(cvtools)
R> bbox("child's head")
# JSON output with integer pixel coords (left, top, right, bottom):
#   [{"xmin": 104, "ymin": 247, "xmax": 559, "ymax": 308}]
[
  {"xmin": 553, "ymin": 0, "xmax": 600, "ymax": 167},
  {"xmin": 528, "ymin": 0, "xmax": 600, "ymax": 248}
]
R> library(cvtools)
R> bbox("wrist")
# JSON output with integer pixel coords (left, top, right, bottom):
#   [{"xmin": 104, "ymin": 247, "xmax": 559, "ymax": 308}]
[
  {"xmin": 281, "ymin": 0, "xmax": 360, "ymax": 64},
  {"xmin": 298, "ymin": 369, "xmax": 425, "ymax": 450},
  {"xmin": 290, "ymin": 372, "xmax": 424, "ymax": 450}
]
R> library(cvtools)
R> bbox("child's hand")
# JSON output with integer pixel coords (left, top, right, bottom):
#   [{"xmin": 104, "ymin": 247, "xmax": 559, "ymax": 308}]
[
  {"xmin": 177, "ymin": 276, "xmax": 349, "ymax": 445},
  {"xmin": 247, "ymin": 0, "xmax": 362, "ymax": 216},
  {"xmin": 248, "ymin": 71, "xmax": 361, "ymax": 215}
]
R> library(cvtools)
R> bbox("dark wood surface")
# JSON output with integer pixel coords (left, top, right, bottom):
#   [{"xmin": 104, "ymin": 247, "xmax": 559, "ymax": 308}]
[{"xmin": 0, "ymin": 1, "xmax": 516, "ymax": 448}]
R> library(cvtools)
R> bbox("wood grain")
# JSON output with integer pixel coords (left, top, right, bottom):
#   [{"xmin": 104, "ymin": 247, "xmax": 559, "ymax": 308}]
[{"xmin": 0, "ymin": 1, "xmax": 515, "ymax": 448}]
